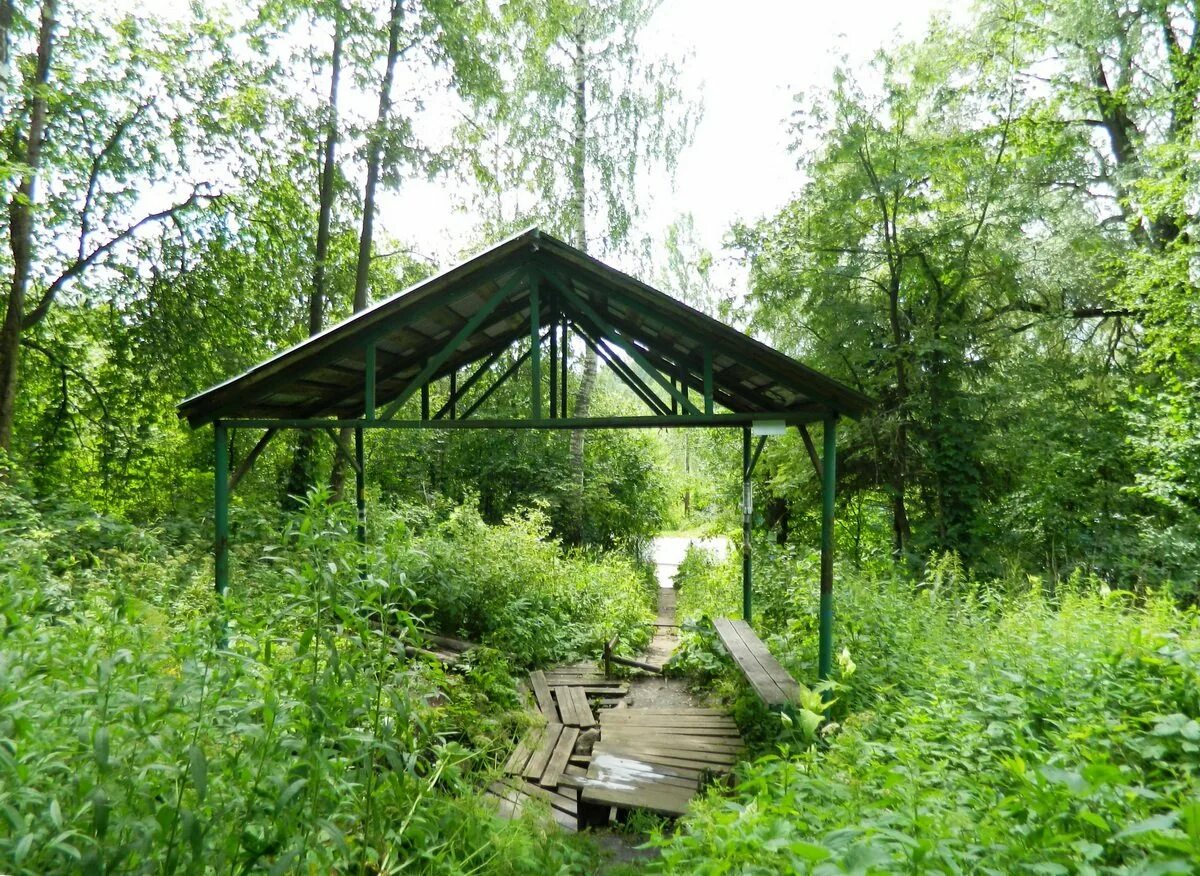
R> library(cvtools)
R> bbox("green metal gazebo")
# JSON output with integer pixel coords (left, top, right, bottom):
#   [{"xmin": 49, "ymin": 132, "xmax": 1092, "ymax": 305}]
[{"xmin": 178, "ymin": 228, "xmax": 871, "ymax": 679}]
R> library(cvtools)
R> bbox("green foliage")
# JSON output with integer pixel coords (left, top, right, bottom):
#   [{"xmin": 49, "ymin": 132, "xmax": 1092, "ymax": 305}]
[
  {"xmin": 381, "ymin": 502, "xmax": 656, "ymax": 665},
  {"xmin": 0, "ymin": 486, "xmax": 604, "ymax": 873},
  {"xmin": 655, "ymin": 555, "xmax": 1200, "ymax": 874}
]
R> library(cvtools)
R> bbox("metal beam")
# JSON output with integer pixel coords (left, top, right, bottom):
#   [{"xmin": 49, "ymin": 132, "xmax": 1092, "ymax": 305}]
[
  {"xmin": 546, "ymin": 274, "xmax": 702, "ymax": 415},
  {"xmin": 700, "ymin": 348, "xmax": 710, "ymax": 412},
  {"xmin": 364, "ymin": 342, "xmax": 376, "ymax": 419},
  {"xmin": 215, "ymin": 421, "xmax": 229, "ymax": 596},
  {"xmin": 819, "ymin": 417, "xmax": 838, "ymax": 682},
  {"xmin": 355, "ymin": 426, "xmax": 366, "ymax": 546},
  {"xmin": 746, "ymin": 435, "xmax": 767, "ymax": 477},
  {"xmin": 433, "ymin": 345, "xmax": 507, "ymax": 420},
  {"xmin": 223, "ymin": 411, "xmax": 831, "ymax": 430},
  {"xmin": 530, "ymin": 271, "xmax": 541, "ymax": 419},
  {"xmin": 798, "ymin": 424, "xmax": 823, "ymax": 481},
  {"xmin": 573, "ymin": 322, "xmax": 672, "ymax": 417},
  {"xmin": 323, "ymin": 427, "xmax": 362, "ymax": 475},
  {"xmin": 380, "ymin": 272, "xmax": 525, "ymax": 421},
  {"xmin": 560, "ymin": 315, "xmax": 568, "ymax": 416},
  {"xmin": 458, "ymin": 328, "xmax": 552, "ymax": 419},
  {"xmin": 742, "ymin": 427, "xmax": 752, "ymax": 623},
  {"xmin": 228, "ymin": 428, "xmax": 277, "ymax": 493}
]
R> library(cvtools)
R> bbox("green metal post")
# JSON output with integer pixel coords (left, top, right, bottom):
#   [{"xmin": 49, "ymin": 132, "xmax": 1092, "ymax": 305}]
[
  {"xmin": 530, "ymin": 276, "xmax": 541, "ymax": 419},
  {"xmin": 742, "ymin": 426, "xmax": 752, "ymax": 623},
  {"xmin": 355, "ymin": 426, "xmax": 366, "ymax": 546},
  {"xmin": 214, "ymin": 421, "xmax": 229, "ymax": 596},
  {"xmin": 364, "ymin": 342, "xmax": 376, "ymax": 419},
  {"xmin": 560, "ymin": 317, "xmax": 569, "ymax": 415},
  {"xmin": 819, "ymin": 416, "xmax": 838, "ymax": 681},
  {"xmin": 704, "ymin": 349, "xmax": 714, "ymax": 415},
  {"xmin": 449, "ymin": 370, "xmax": 457, "ymax": 420},
  {"xmin": 549, "ymin": 308, "xmax": 558, "ymax": 418},
  {"xmin": 421, "ymin": 384, "xmax": 429, "ymax": 421}
]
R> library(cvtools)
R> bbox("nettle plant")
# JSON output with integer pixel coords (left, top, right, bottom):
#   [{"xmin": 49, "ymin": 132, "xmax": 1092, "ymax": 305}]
[{"xmin": 0, "ymin": 489, "xmax": 594, "ymax": 874}]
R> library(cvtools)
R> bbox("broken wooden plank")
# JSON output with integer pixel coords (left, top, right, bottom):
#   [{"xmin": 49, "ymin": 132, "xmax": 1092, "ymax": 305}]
[
  {"xmin": 569, "ymin": 686, "xmax": 596, "ymax": 728},
  {"xmin": 503, "ymin": 724, "xmax": 545, "ymax": 776},
  {"xmin": 540, "ymin": 726, "xmax": 580, "ymax": 789},
  {"xmin": 529, "ymin": 670, "xmax": 559, "ymax": 722},
  {"xmin": 522, "ymin": 723, "xmax": 564, "ymax": 781}
]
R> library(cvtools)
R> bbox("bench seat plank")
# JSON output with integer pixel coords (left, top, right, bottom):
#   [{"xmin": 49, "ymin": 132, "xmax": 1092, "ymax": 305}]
[{"xmin": 712, "ymin": 618, "xmax": 801, "ymax": 707}]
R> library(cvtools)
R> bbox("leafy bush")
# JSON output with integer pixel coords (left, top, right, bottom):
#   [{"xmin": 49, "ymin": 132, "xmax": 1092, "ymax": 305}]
[
  {"xmin": 0, "ymin": 488, "xmax": 599, "ymax": 874},
  {"xmin": 384, "ymin": 503, "xmax": 655, "ymax": 666},
  {"xmin": 654, "ymin": 550, "xmax": 1200, "ymax": 874}
]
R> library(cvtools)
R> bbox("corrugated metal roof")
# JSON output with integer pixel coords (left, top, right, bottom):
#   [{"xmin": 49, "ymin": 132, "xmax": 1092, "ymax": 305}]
[{"xmin": 177, "ymin": 228, "xmax": 871, "ymax": 428}]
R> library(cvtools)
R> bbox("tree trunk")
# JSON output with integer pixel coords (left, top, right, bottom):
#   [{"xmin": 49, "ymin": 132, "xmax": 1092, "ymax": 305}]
[
  {"xmin": 285, "ymin": 6, "xmax": 343, "ymax": 508},
  {"xmin": 331, "ymin": 0, "xmax": 402, "ymax": 502},
  {"xmin": 886, "ymin": 265, "xmax": 912, "ymax": 561},
  {"xmin": 0, "ymin": 0, "xmax": 55, "ymax": 461},
  {"xmin": 566, "ymin": 24, "xmax": 593, "ymax": 542}
]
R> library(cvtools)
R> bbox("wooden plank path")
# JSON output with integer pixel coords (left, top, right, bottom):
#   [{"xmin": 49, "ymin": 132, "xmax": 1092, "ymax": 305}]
[
  {"xmin": 712, "ymin": 618, "xmax": 802, "ymax": 707},
  {"xmin": 576, "ymin": 709, "xmax": 743, "ymax": 819},
  {"xmin": 488, "ymin": 670, "xmax": 744, "ymax": 828}
]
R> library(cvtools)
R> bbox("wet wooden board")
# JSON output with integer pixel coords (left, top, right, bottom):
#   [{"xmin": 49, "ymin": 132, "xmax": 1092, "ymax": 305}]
[
  {"xmin": 578, "ymin": 751, "xmax": 699, "ymax": 817},
  {"xmin": 540, "ymin": 726, "xmax": 580, "ymax": 788},
  {"xmin": 529, "ymin": 670, "xmax": 560, "ymax": 722},
  {"xmin": 486, "ymin": 778, "xmax": 577, "ymax": 831},
  {"xmin": 597, "ymin": 715, "xmax": 734, "ymax": 724},
  {"xmin": 554, "ymin": 685, "xmax": 596, "ymax": 728},
  {"xmin": 503, "ymin": 724, "xmax": 546, "ymax": 775},
  {"xmin": 712, "ymin": 618, "xmax": 802, "ymax": 707},
  {"xmin": 523, "ymin": 722, "xmax": 564, "ymax": 780},
  {"xmin": 593, "ymin": 740, "xmax": 737, "ymax": 767},
  {"xmin": 598, "ymin": 730, "xmax": 743, "ymax": 753}
]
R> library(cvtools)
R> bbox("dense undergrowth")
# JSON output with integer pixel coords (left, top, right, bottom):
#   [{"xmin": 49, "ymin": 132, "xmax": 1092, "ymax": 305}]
[
  {"xmin": 660, "ymin": 544, "xmax": 1200, "ymax": 873},
  {"xmin": 0, "ymin": 487, "xmax": 652, "ymax": 874}
]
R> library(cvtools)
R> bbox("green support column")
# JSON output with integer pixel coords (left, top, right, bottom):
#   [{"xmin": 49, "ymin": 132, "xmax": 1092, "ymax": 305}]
[
  {"xmin": 549, "ymin": 309, "xmax": 558, "ymax": 418},
  {"xmin": 703, "ymin": 349, "xmax": 714, "ymax": 415},
  {"xmin": 818, "ymin": 416, "xmax": 838, "ymax": 681},
  {"xmin": 364, "ymin": 342, "xmax": 376, "ymax": 419},
  {"xmin": 530, "ymin": 277, "xmax": 541, "ymax": 419},
  {"xmin": 214, "ymin": 420, "xmax": 229, "ymax": 596},
  {"xmin": 742, "ymin": 426, "xmax": 752, "ymax": 623},
  {"xmin": 560, "ymin": 317, "xmax": 569, "ymax": 415},
  {"xmin": 355, "ymin": 426, "xmax": 366, "ymax": 546}
]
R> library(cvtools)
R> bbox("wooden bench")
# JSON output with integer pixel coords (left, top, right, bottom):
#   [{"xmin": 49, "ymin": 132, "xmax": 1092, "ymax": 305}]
[{"xmin": 711, "ymin": 618, "xmax": 802, "ymax": 708}]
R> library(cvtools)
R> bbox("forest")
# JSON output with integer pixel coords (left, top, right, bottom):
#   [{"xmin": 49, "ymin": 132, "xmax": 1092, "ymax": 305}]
[{"xmin": 1, "ymin": 0, "xmax": 1198, "ymax": 873}]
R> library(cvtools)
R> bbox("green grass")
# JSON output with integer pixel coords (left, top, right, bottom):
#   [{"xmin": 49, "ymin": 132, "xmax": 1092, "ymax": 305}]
[
  {"xmin": 656, "ymin": 545, "xmax": 1200, "ymax": 873},
  {"xmin": 0, "ymin": 487, "xmax": 639, "ymax": 874}
]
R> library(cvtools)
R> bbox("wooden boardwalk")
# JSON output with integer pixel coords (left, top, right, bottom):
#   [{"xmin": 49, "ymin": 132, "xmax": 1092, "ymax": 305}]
[{"xmin": 488, "ymin": 669, "xmax": 743, "ymax": 828}]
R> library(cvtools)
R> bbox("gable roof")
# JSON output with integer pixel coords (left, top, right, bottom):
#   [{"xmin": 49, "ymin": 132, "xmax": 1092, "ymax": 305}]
[{"xmin": 177, "ymin": 228, "xmax": 871, "ymax": 428}]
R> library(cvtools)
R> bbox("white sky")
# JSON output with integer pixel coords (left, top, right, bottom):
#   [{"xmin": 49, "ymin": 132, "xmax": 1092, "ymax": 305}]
[{"xmin": 378, "ymin": 0, "xmax": 951, "ymax": 282}]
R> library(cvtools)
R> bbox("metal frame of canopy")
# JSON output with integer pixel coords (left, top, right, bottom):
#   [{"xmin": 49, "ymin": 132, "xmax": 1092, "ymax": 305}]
[{"xmin": 179, "ymin": 229, "xmax": 869, "ymax": 680}]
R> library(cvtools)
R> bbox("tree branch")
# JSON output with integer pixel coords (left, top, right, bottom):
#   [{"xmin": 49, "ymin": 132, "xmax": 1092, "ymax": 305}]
[{"xmin": 23, "ymin": 185, "xmax": 216, "ymax": 330}]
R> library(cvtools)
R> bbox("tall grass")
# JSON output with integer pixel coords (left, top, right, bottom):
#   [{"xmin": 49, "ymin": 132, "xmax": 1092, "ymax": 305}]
[
  {"xmin": 0, "ymin": 489, "xmax": 629, "ymax": 873},
  {"xmin": 658, "ymin": 544, "xmax": 1200, "ymax": 873}
]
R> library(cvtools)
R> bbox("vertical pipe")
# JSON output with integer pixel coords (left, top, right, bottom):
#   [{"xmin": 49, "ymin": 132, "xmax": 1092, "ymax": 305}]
[
  {"xmin": 421, "ymin": 384, "xmax": 429, "ymax": 421},
  {"xmin": 364, "ymin": 342, "xmax": 376, "ymax": 419},
  {"xmin": 214, "ymin": 421, "xmax": 229, "ymax": 596},
  {"xmin": 549, "ymin": 310, "xmax": 558, "ymax": 418},
  {"xmin": 703, "ymin": 349, "xmax": 714, "ymax": 415},
  {"xmin": 355, "ymin": 426, "xmax": 366, "ymax": 546},
  {"xmin": 530, "ymin": 277, "xmax": 541, "ymax": 419},
  {"xmin": 560, "ymin": 317, "xmax": 569, "ymax": 416},
  {"xmin": 742, "ymin": 426, "xmax": 752, "ymax": 623},
  {"xmin": 819, "ymin": 416, "xmax": 838, "ymax": 681},
  {"xmin": 449, "ymin": 370, "xmax": 457, "ymax": 420}
]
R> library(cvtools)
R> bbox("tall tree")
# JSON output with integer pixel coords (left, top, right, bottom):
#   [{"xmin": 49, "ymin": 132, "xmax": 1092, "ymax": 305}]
[
  {"xmin": 286, "ymin": 1, "xmax": 346, "ymax": 505},
  {"xmin": 0, "ymin": 0, "xmax": 246, "ymax": 467},
  {"xmin": 458, "ymin": 0, "xmax": 696, "ymax": 539}
]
